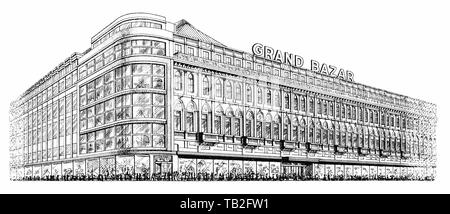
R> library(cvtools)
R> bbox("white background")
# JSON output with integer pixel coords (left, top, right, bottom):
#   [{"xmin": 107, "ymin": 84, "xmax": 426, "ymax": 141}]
[{"xmin": 0, "ymin": 0, "xmax": 449, "ymax": 193}]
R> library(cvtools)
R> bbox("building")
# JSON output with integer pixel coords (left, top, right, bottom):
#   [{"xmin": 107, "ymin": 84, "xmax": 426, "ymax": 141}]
[{"xmin": 9, "ymin": 12, "xmax": 437, "ymax": 180}]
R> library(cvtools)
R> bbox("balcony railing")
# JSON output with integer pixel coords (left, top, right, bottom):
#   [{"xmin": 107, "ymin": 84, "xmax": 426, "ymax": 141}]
[
  {"xmin": 241, "ymin": 136, "xmax": 263, "ymax": 148},
  {"xmin": 334, "ymin": 145, "xmax": 346, "ymax": 154},
  {"xmin": 196, "ymin": 132, "xmax": 220, "ymax": 146},
  {"xmin": 401, "ymin": 151, "xmax": 411, "ymax": 159},
  {"xmin": 280, "ymin": 140, "xmax": 296, "ymax": 151},
  {"xmin": 306, "ymin": 142, "xmax": 321, "ymax": 153},
  {"xmin": 358, "ymin": 147, "xmax": 369, "ymax": 156},
  {"xmin": 380, "ymin": 150, "xmax": 390, "ymax": 157}
]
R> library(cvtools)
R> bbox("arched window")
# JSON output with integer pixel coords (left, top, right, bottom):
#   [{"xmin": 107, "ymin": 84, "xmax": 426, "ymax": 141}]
[
  {"xmin": 257, "ymin": 88, "xmax": 263, "ymax": 104},
  {"xmin": 293, "ymin": 95, "xmax": 299, "ymax": 111},
  {"xmin": 322, "ymin": 122, "xmax": 328, "ymax": 144},
  {"xmin": 359, "ymin": 107, "xmax": 364, "ymax": 122},
  {"xmin": 300, "ymin": 119, "xmax": 306, "ymax": 142},
  {"xmin": 374, "ymin": 111, "xmax": 379, "ymax": 124},
  {"xmin": 374, "ymin": 129, "xmax": 380, "ymax": 150},
  {"xmin": 214, "ymin": 106, "xmax": 224, "ymax": 134},
  {"xmin": 347, "ymin": 126, "xmax": 353, "ymax": 147},
  {"xmin": 370, "ymin": 110, "xmax": 374, "ymax": 123},
  {"xmin": 342, "ymin": 105, "xmax": 352, "ymax": 119},
  {"xmin": 187, "ymin": 72, "xmax": 194, "ymax": 93},
  {"xmin": 215, "ymin": 79, "xmax": 223, "ymax": 98},
  {"xmin": 246, "ymin": 85, "xmax": 252, "ymax": 103},
  {"xmin": 201, "ymin": 104, "xmax": 211, "ymax": 133},
  {"xmin": 328, "ymin": 124, "xmax": 334, "ymax": 145},
  {"xmin": 265, "ymin": 114, "xmax": 272, "ymax": 139},
  {"xmin": 309, "ymin": 98, "xmax": 314, "ymax": 113},
  {"xmin": 235, "ymin": 83, "xmax": 242, "ymax": 100},
  {"xmin": 234, "ymin": 110, "xmax": 243, "ymax": 136},
  {"xmin": 225, "ymin": 108, "xmax": 233, "ymax": 135},
  {"xmin": 186, "ymin": 101, "xmax": 197, "ymax": 132},
  {"xmin": 352, "ymin": 126, "xmax": 357, "ymax": 147},
  {"xmin": 245, "ymin": 111, "xmax": 254, "ymax": 137},
  {"xmin": 352, "ymin": 106, "xmax": 356, "ymax": 120},
  {"xmin": 308, "ymin": 120, "xmax": 314, "ymax": 143},
  {"xmin": 256, "ymin": 113, "xmax": 263, "ymax": 138},
  {"xmin": 386, "ymin": 131, "xmax": 391, "ymax": 151},
  {"xmin": 225, "ymin": 81, "xmax": 232, "ymax": 99},
  {"xmin": 336, "ymin": 104, "xmax": 340, "ymax": 117},
  {"xmin": 292, "ymin": 118, "xmax": 299, "ymax": 141},
  {"xmin": 202, "ymin": 76, "xmax": 210, "ymax": 96},
  {"xmin": 284, "ymin": 93, "xmax": 290, "ymax": 109},
  {"xmin": 174, "ymin": 70, "xmax": 182, "ymax": 91},
  {"xmin": 329, "ymin": 102, "xmax": 334, "ymax": 116},
  {"xmin": 283, "ymin": 116, "xmax": 290, "ymax": 140},
  {"xmin": 341, "ymin": 125, "xmax": 346, "ymax": 147},
  {"xmin": 273, "ymin": 116, "xmax": 281, "ymax": 140},
  {"xmin": 316, "ymin": 122, "xmax": 321, "ymax": 144},
  {"xmin": 300, "ymin": 96, "xmax": 306, "ymax": 112},
  {"xmin": 317, "ymin": 99, "xmax": 322, "ymax": 115},
  {"xmin": 173, "ymin": 100, "xmax": 183, "ymax": 131},
  {"xmin": 335, "ymin": 125, "xmax": 341, "ymax": 146},
  {"xmin": 365, "ymin": 110, "xmax": 369, "ymax": 123},
  {"xmin": 266, "ymin": 89, "xmax": 272, "ymax": 105},
  {"xmin": 275, "ymin": 91, "xmax": 281, "ymax": 107}
]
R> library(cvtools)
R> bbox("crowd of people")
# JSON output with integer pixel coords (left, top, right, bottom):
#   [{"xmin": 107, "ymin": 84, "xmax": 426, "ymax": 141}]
[{"xmin": 14, "ymin": 172, "xmax": 435, "ymax": 181}]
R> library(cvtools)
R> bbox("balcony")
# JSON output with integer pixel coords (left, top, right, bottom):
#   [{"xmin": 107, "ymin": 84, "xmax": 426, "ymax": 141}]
[
  {"xmin": 334, "ymin": 145, "xmax": 346, "ymax": 154},
  {"xmin": 358, "ymin": 147, "xmax": 369, "ymax": 156},
  {"xmin": 401, "ymin": 151, "xmax": 411, "ymax": 159},
  {"xmin": 380, "ymin": 150, "xmax": 390, "ymax": 157},
  {"xmin": 196, "ymin": 132, "xmax": 220, "ymax": 146},
  {"xmin": 174, "ymin": 130, "xmax": 198, "ymax": 139},
  {"xmin": 306, "ymin": 142, "xmax": 321, "ymax": 153},
  {"xmin": 241, "ymin": 136, "xmax": 263, "ymax": 148},
  {"xmin": 280, "ymin": 140, "xmax": 296, "ymax": 151}
]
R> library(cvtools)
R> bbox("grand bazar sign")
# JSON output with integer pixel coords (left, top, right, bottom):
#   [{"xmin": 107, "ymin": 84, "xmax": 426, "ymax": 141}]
[{"xmin": 252, "ymin": 43, "xmax": 354, "ymax": 82}]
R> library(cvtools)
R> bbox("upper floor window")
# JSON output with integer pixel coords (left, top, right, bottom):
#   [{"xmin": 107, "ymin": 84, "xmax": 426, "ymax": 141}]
[
  {"xmin": 215, "ymin": 79, "xmax": 223, "ymax": 97},
  {"xmin": 266, "ymin": 90, "xmax": 272, "ymax": 105},
  {"xmin": 309, "ymin": 98, "xmax": 314, "ymax": 113},
  {"xmin": 174, "ymin": 70, "xmax": 182, "ymax": 91},
  {"xmin": 236, "ymin": 83, "xmax": 242, "ymax": 100},
  {"xmin": 317, "ymin": 100, "xmax": 322, "ymax": 114},
  {"xmin": 246, "ymin": 85, "xmax": 252, "ymax": 103},
  {"xmin": 187, "ymin": 47, "xmax": 194, "ymax": 56},
  {"xmin": 275, "ymin": 91, "xmax": 281, "ymax": 107},
  {"xmin": 203, "ymin": 51, "xmax": 210, "ymax": 59},
  {"xmin": 202, "ymin": 76, "xmax": 210, "ymax": 96},
  {"xmin": 284, "ymin": 93, "xmax": 290, "ymax": 109},
  {"xmin": 257, "ymin": 88, "xmax": 263, "ymax": 104},
  {"xmin": 293, "ymin": 95, "xmax": 299, "ymax": 111},
  {"xmin": 246, "ymin": 62, "xmax": 252, "ymax": 69},
  {"xmin": 225, "ymin": 81, "xmax": 232, "ymax": 99},
  {"xmin": 352, "ymin": 106, "xmax": 356, "ymax": 120},
  {"xmin": 235, "ymin": 59, "xmax": 242, "ymax": 67},
  {"xmin": 225, "ymin": 57, "xmax": 232, "ymax": 65},
  {"xmin": 175, "ymin": 44, "xmax": 182, "ymax": 54},
  {"xmin": 214, "ymin": 54, "xmax": 222, "ymax": 62},
  {"xmin": 187, "ymin": 72, "xmax": 194, "ymax": 93},
  {"xmin": 301, "ymin": 96, "xmax": 306, "ymax": 112},
  {"xmin": 346, "ymin": 105, "xmax": 351, "ymax": 119}
]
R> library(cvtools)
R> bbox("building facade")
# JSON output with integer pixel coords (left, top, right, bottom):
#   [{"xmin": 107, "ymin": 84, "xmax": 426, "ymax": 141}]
[{"xmin": 9, "ymin": 13, "xmax": 437, "ymax": 180}]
